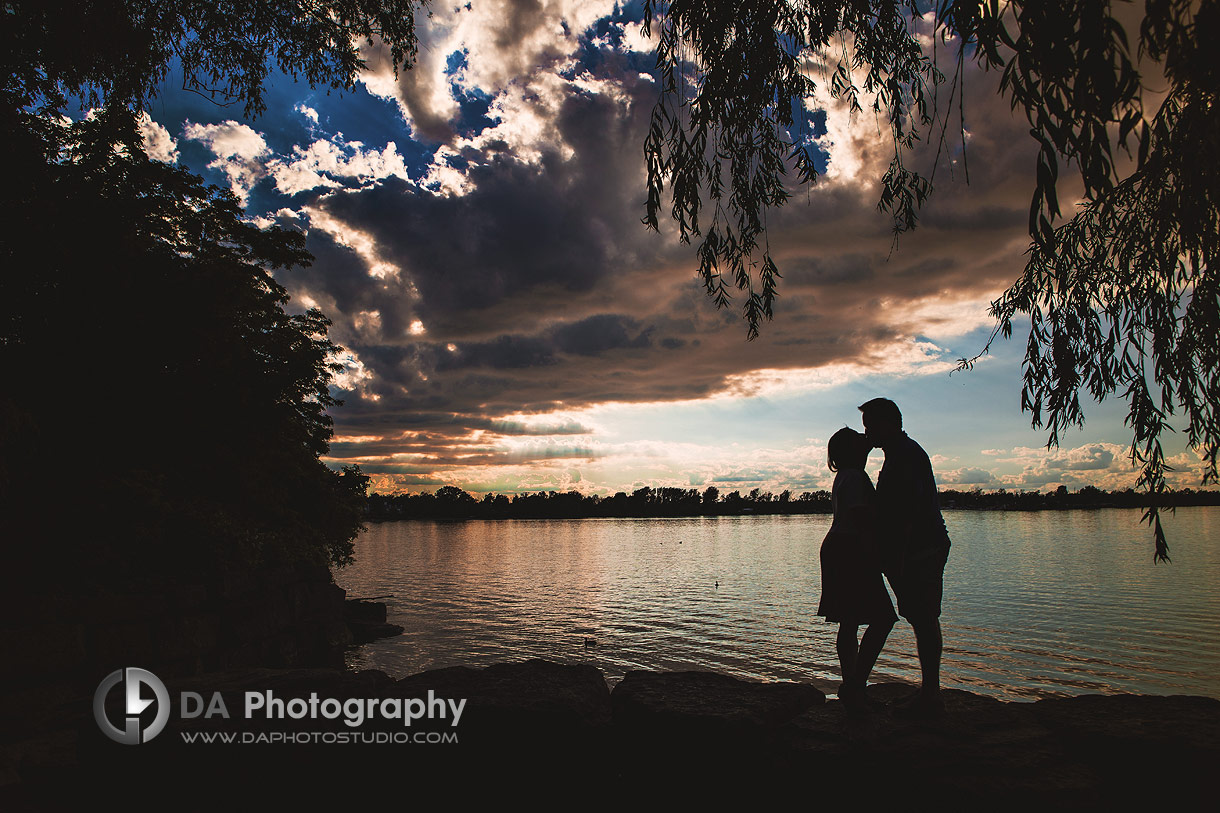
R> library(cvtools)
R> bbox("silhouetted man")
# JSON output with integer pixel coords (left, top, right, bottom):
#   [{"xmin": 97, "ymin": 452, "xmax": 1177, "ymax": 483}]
[{"xmin": 859, "ymin": 397, "xmax": 951, "ymax": 717}]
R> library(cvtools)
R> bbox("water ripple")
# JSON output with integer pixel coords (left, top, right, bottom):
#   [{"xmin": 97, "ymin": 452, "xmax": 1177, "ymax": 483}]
[{"xmin": 337, "ymin": 509, "xmax": 1220, "ymax": 699}]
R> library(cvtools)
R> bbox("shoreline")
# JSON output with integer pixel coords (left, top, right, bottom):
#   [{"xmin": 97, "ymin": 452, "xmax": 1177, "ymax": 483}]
[
  {"xmin": 5, "ymin": 658, "xmax": 1217, "ymax": 807},
  {"xmin": 364, "ymin": 486, "xmax": 1220, "ymax": 522},
  {"xmin": 345, "ymin": 656, "xmax": 1220, "ymax": 706},
  {"xmin": 363, "ymin": 502, "xmax": 1220, "ymax": 522}
]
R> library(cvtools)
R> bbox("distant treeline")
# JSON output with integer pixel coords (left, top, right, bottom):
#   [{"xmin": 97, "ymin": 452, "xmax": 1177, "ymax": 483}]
[{"xmin": 365, "ymin": 484, "xmax": 1220, "ymax": 521}]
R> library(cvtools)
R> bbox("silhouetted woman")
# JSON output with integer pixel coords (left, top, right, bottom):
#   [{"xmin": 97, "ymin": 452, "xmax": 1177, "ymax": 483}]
[{"xmin": 817, "ymin": 427, "xmax": 897, "ymax": 710}]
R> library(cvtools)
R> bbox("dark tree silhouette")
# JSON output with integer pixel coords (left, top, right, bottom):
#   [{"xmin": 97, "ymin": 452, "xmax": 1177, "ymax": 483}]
[
  {"xmin": 2, "ymin": 107, "xmax": 369, "ymax": 576},
  {"xmin": 363, "ymin": 485, "xmax": 1218, "ymax": 521},
  {"xmin": 1, "ymin": 2, "xmax": 421, "ymax": 580},
  {"xmin": 641, "ymin": 1, "xmax": 1217, "ymax": 561}
]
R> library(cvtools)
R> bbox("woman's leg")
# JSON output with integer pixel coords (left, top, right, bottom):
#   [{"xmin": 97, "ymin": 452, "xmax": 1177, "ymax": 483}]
[
  {"xmin": 854, "ymin": 617, "xmax": 895, "ymax": 686},
  {"xmin": 836, "ymin": 624, "xmax": 859, "ymax": 685}
]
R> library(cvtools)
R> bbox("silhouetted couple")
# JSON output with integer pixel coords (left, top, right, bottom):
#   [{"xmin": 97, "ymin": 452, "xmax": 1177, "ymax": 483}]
[{"xmin": 817, "ymin": 398, "xmax": 952, "ymax": 717}]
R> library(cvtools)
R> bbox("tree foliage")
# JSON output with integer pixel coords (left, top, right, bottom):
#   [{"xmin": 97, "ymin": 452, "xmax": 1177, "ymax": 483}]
[
  {"xmin": 642, "ymin": 0, "xmax": 940, "ymax": 337},
  {"xmin": 3, "ymin": 0, "xmax": 422, "ymax": 116},
  {"xmin": 643, "ymin": 0, "xmax": 1218, "ymax": 560},
  {"xmin": 1, "ymin": 1, "xmax": 421, "ymax": 578}
]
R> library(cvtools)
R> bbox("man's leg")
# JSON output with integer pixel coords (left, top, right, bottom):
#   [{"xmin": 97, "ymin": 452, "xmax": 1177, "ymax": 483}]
[
  {"xmin": 891, "ymin": 554, "xmax": 947, "ymax": 716},
  {"xmin": 909, "ymin": 617, "xmax": 942, "ymax": 697}
]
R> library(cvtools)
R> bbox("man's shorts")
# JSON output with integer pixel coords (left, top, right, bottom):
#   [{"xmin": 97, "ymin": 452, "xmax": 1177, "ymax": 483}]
[{"xmin": 886, "ymin": 548, "xmax": 949, "ymax": 622}]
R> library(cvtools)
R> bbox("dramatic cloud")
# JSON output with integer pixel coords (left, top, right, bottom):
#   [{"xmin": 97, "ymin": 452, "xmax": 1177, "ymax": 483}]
[
  {"xmin": 182, "ymin": 116, "xmax": 416, "ymax": 202},
  {"xmin": 138, "ymin": 112, "xmax": 179, "ymax": 163},
  {"xmin": 154, "ymin": 5, "xmax": 1206, "ymax": 496},
  {"xmin": 960, "ymin": 442, "xmax": 1214, "ymax": 492},
  {"xmin": 359, "ymin": 0, "xmax": 619, "ymax": 143},
  {"xmin": 268, "ymin": 138, "xmax": 412, "ymax": 196},
  {"xmin": 295, "ymin": 103, "xmax": 320, "ymax": 125},
  {"xmin": 182, "ymin": 120, "xmax": 270, "ymax": 203},
  {"xmin": 940, "ymin": 467, "xmax": 998, "ymax": 486},
  {"xmin": 275, "ymin": 6, "xmax": 1048, "ymax": 493}
]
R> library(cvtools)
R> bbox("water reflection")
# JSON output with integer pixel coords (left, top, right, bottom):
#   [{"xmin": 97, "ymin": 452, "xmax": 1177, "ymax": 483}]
[{"xmin": 335, "ymin": 509, "xmax": 1220, "ymax": 700}]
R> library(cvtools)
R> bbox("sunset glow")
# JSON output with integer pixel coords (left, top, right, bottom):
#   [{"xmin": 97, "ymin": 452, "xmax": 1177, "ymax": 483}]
[{"xmin": 136, "ymin": 0, "xmax": 1210, "ymax": 498}]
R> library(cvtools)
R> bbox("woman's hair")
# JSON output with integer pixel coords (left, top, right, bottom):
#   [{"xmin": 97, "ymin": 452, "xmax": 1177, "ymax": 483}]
[{"xmin": 827, "ymin": 427, "xmax": 868, "ymax": 472}]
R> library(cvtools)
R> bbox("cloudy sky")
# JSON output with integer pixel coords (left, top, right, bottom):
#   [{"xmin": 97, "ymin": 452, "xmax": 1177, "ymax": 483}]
[{"xmin": 136, "ymin": 0, "xmax": 1206, "ymax": 496}]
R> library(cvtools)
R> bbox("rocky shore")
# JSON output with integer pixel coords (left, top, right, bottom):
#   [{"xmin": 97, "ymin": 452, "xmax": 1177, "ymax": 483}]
[{"xmin": 5, "ymin": 658, "xmax": 1217, "ymax": 808}]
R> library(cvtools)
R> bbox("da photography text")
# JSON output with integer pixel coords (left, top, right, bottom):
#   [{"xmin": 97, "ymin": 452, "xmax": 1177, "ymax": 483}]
[{"xmin": 94, "ymin": 667, "xmax": 465, "ymax": 746}]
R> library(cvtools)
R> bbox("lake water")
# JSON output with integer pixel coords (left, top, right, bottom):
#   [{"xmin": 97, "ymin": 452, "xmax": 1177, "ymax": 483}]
[{"xmin": 334, "ymin": 508, "xmax": 1220, "ymax": 700}]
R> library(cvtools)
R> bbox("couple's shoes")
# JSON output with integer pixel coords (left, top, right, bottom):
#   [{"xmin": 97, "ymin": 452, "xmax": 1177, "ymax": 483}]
[
  {"xmin": 837, "ymin": 682, "xmax": 885, "ymax": 715},
  {"xmin": 838, "ymin": 683, "xmax": 946, "ymax": 719}
]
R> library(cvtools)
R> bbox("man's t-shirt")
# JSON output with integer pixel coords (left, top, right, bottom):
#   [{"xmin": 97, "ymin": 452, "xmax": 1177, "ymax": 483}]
[{"xmin": 876, "ymin": 432, "xmax": 951, "ymax": 567}]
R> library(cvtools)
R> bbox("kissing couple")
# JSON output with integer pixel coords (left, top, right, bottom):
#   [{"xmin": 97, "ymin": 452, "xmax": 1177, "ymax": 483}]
[{"xmin": 816, "ymin": 398, "xmax": 953, "ymax": 718}]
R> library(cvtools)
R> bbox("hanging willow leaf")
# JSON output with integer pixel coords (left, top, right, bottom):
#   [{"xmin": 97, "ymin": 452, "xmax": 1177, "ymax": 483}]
[{"xmin": 643, "ymin": 0, "xmax": 1218, "ymax": 561}]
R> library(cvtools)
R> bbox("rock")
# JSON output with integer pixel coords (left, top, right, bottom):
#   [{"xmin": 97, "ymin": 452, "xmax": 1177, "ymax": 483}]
[
  {"xmin": 612, "ymin": 669, "xmax": 825, "ymax": 733},
  {"xmin": 343, "ymin": 599, "xmax": 403, "ymax": 644},
  {"xmin": 1030, "ymin": 693, "xmax": 1220, "ymax": 754},
  {"xmin": 383, "ymin": 658, "xmax": 616, "ymax": 789},
  {"xmin": 170, "ymin": 665, "xmax": 397, "ymax": 699},
  {"xmin": 164, "ymin": 667, "xmax": 393, "ymax": 737},
  {"xmin": 394, "ymin": 658, "xmax": 612, "ymax": 732},
  {"xmin": 347, "ymin": 622, "xmax": 404, "ymax": 645},
  {"xmin": 1029, "ymin": 694, "xmax": 1220, "ymax": 806},
  {"xmin": 343, "ymin": 599, "xmax": 387, "ymax": 625},
  {"xmin": 781, "ymin": 686, "xmax": 1101, "ymax": 806},
  {"xmin": 6, "ymin": 661, "xmax": 1220, "ymax": 808},
  {"xmin": 609, "ymin": 671, "xmax": 823, "ymax": 790}
]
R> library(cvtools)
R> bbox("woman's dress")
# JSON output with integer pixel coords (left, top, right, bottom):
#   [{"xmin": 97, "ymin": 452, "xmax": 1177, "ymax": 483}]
[{"xmin": 817, "ymin": 469, "xmax": 898, "ymax": 625}]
